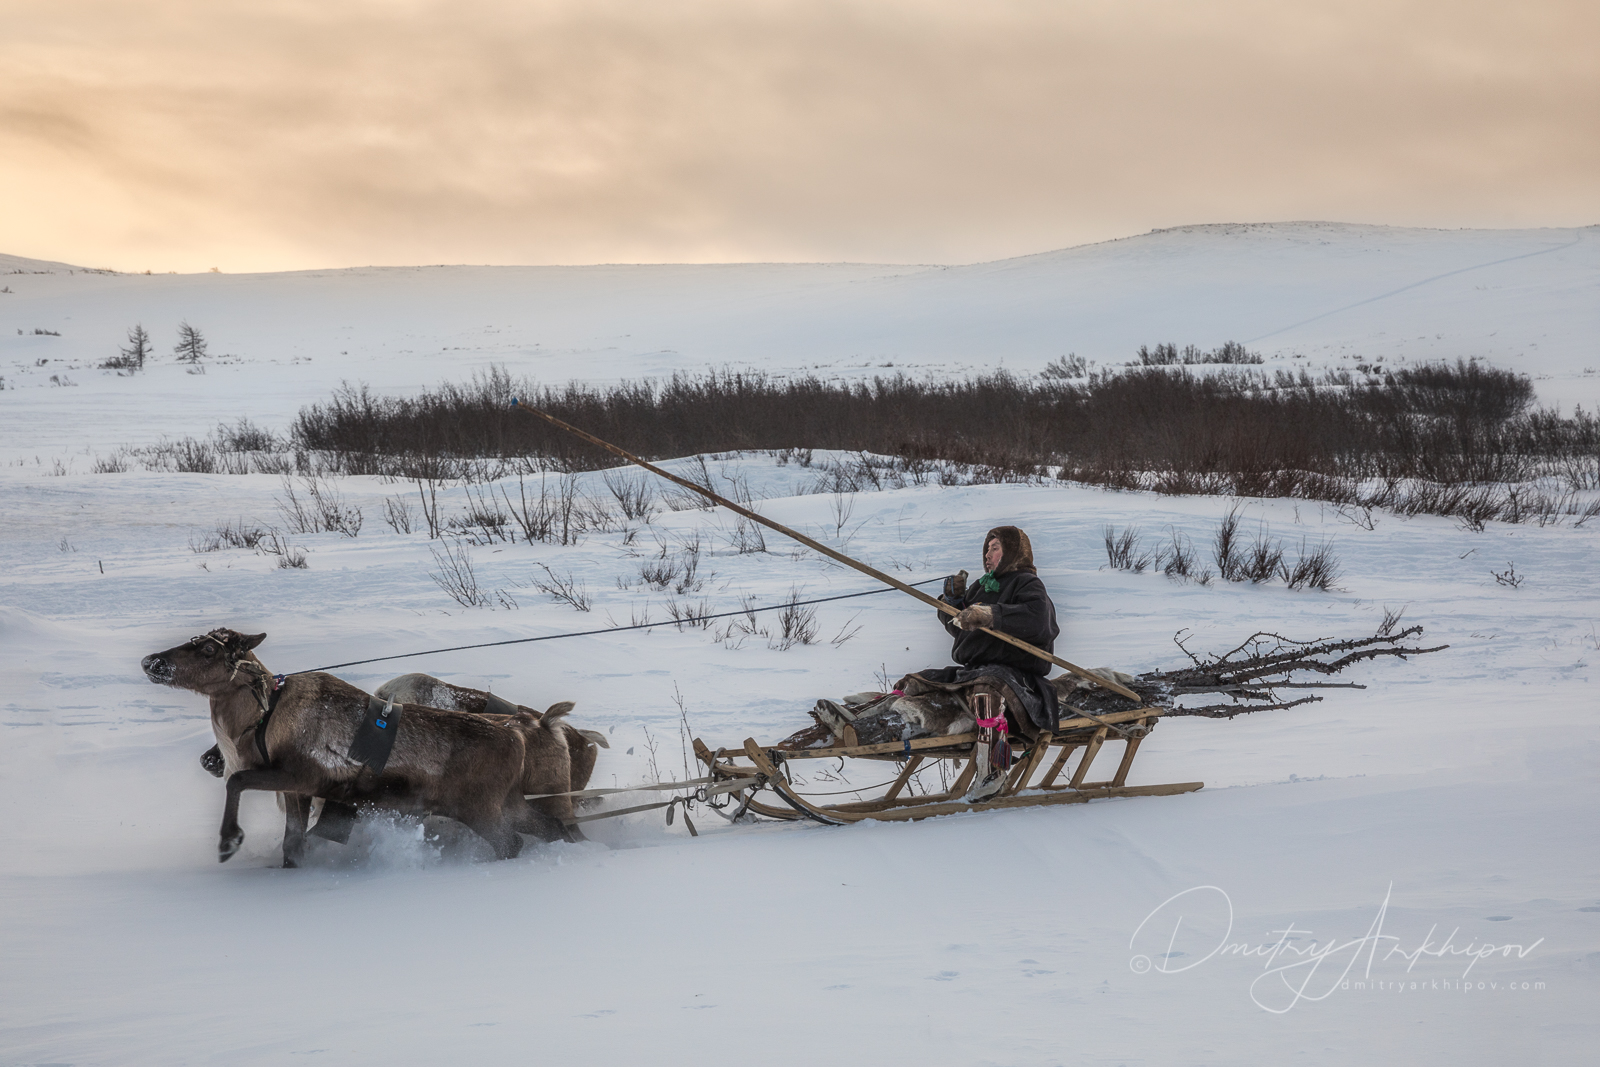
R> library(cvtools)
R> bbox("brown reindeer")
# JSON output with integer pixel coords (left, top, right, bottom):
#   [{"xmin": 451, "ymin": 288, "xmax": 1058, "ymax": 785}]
[
  {"xmin": 143, "ymin": 629, "xmax": 565, "ymax": 866},
  {"xmin": 375, "ymin": 673, "xmax": 608, "ymax": 821}
]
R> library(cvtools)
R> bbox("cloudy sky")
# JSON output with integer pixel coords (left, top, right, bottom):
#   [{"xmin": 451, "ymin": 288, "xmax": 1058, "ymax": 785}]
[{"xmin": 3, "ymin": 0, "xmax": 1595, "ymax": 273}]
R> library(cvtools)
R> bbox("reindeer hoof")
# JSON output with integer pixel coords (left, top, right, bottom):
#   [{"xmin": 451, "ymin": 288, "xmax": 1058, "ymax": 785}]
[
  {"xmin": 219, "ymin": 831, "xmax": 243, "ymax": 862},
  {"xmin": 199, "ymin": 745, "xmax": 225, "ymax": 778}
]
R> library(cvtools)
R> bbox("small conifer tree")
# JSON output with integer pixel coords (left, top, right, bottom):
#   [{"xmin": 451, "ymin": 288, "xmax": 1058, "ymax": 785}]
[
  {"xmin": 102, "ymin": 323, "xmax": 151, "ymax": 371},
  {"xmin": 174, "ymin": 321, "xmax": 208, "ymax": 363},
  {"xmin": 124, "ymin": 323, "xmax": 151, "ymax": 369}
]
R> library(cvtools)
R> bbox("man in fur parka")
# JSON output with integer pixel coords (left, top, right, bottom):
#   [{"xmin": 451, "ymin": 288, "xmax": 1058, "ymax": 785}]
[{"xmin": 922, "ymin": 524, "xmax": 1062, "ymax": 799}]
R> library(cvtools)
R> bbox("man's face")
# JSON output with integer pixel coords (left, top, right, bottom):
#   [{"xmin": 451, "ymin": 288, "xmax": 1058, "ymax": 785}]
[{"xmin": 984, "ymin": 538, "xmax": 1002, "ymax": 572}]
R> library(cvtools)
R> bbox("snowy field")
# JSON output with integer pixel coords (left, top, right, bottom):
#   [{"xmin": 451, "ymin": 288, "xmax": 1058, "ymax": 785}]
[{"xmin": 1, "ymin": 224, "xmax": 1597, "ymax": 1065}]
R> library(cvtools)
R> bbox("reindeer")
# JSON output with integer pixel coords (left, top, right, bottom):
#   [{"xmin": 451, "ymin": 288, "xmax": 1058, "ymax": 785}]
[
  {"xmin": 143, "ymin": 629, "xmax": 565, "ymax": 866},
  {"xmin": 375, "ymin": 673, "xmax": 608, "ymax": 820}
]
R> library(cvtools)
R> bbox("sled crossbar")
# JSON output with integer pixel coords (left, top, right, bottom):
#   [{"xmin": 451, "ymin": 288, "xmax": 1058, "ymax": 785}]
[{"xmin": 690, "ymin": 710, "xmax": 1200, "ymax": 827}]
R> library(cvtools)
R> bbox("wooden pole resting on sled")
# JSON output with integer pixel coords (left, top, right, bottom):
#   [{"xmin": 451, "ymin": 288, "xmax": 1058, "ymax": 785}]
[{"xmin": 511, "ymin": 401, "xmax": 1141, "ymax": 702}]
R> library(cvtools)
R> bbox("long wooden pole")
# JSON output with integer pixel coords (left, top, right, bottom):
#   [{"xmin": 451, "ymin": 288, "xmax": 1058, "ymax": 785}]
[{"xmin": 510, "ymin": 401, "xmax": 1142, "ymax": 702}]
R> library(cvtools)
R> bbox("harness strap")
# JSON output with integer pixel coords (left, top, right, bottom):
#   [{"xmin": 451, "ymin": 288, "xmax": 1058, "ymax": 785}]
[{"xmin": 251, "ymin": 674, "xmax": 286, "ymax": 765}]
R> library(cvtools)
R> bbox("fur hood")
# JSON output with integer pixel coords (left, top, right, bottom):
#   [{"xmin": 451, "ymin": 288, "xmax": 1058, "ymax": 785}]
[{"xmin": 983, "ymin": 526, "xmax": 1036, "ymax": 576}]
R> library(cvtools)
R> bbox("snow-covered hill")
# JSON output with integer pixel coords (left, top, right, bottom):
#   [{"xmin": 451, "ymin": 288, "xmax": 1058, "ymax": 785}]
[
  {"xmin": 2, "ymin": 222, "xmax": 1596, "ymax": 463},
  {"xmin": 1, "ymin": 224, "xmax": 1595, "ymax": 1065}
]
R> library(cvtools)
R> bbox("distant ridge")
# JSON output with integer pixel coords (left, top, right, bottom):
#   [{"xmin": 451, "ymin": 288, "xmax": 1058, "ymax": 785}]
[
  {"xmin": 4, "ymin": 222, "xmax": 1594, "ymax": 277},
  {"xmin": 0, "ymin": 252, "xmax": 102, "ymax": 274}
]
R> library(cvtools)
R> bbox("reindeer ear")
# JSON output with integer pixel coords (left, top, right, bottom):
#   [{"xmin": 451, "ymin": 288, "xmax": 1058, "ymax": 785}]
[{"xmin": 239, "ymin": 632, "xmax": 267, "ymax": 651}]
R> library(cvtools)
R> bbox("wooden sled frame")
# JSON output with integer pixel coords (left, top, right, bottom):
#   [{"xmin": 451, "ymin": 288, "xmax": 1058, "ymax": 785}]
[{"xmin": 692, "ymin": 707, "xmax": 1202, "ymax": 826}]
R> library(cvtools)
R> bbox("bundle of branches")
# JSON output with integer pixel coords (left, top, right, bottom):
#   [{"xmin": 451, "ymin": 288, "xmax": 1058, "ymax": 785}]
[
  {"xmin": 1063, "ymin": 619, "xmax": 1448, "ymax": 720},
  {"xmin": 779, "ymin": 619, "xmax": 1448, "ymax": 749}
]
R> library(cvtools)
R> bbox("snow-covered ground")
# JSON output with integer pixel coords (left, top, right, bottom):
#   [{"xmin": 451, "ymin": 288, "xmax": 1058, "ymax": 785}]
[{"xmin": 1, "ymin": 224, "xmax": 1597, "ymax": 1065}]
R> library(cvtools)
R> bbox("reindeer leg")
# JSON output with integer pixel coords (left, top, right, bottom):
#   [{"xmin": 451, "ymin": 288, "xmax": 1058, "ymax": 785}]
[
  {"xmin": 282, "ymin": 793, "xmax": 312, "ymax": 868},
  {"xmin": 508, "ymin": 794, "xmax": 570, "ymax": 844},
  {"xmin": 220, "ymin": 768, "xmax": 306, "ymax": 864},
  {"xmin": 466, "ymin": 816, "xmax": 524, "ymax": 860}
]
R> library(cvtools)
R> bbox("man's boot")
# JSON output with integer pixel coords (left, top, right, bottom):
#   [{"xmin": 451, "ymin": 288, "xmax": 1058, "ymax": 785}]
[{"xmin": 964, "ymin": 692, "xmax": 1011, "ymax": 803}]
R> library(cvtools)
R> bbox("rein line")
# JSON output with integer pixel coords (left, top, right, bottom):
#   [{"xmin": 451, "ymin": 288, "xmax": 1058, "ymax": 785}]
[{"xmin": 287, "ymin": 578, "xmax": 945, "ymax": 676}]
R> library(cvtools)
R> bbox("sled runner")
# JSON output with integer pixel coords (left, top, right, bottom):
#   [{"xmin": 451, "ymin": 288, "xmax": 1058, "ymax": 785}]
[{"xmin": 688, "ymin": 702, "xmax": 1201, "ymax": 826}]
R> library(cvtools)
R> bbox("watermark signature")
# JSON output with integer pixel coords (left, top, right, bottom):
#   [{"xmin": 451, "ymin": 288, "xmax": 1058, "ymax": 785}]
[{"xmin": 1128, "ymin": 884, "xmax": 1545, "ymax": 1013}]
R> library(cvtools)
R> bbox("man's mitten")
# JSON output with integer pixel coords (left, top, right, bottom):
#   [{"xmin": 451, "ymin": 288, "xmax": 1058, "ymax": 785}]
[
  {"xmin": 942, "ymin": 569, "xmax": 969, "ymax": 601},
  {"xmin": 955, "ymin": 604, "xmax": 995, "ymax": 631}
]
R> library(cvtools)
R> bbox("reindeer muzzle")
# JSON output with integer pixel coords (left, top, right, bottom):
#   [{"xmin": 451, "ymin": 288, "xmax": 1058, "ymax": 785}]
[{"xmin": 141, "ymin": 654, "xmax": 175, "ymax": 683}]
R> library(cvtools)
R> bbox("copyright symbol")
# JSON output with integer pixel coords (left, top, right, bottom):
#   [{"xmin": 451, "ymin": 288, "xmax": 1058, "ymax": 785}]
[{"xmin": 1129, "ymin": 955, "xmax": 1151, "ymax": 974}]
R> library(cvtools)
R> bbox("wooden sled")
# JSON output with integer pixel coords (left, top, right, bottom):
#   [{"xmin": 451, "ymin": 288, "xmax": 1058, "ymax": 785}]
[{"xmin": 691, "ymin": 706, "xmax": 1201, "ymax": 826}]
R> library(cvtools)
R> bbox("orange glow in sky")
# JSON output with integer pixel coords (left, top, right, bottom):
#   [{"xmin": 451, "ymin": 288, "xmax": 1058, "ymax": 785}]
[{"xmin": 3, "ymin": 0, "xmax": 1596, "ymax": 273}]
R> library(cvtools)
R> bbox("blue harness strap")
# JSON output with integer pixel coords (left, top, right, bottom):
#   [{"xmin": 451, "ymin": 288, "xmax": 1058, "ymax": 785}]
[{"xmin": 348, "ymin": 696, "xmax": 403, "ymax": 774}]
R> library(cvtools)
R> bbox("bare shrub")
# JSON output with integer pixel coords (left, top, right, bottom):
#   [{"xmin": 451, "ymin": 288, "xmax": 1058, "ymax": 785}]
[
  {"xmin": 603, "ymin": 471, "xmax": 657, "ymax": 522},
  {"xmin": 713, "ymin": 596, "xmax": 765, "ymax": 646},
  {"xmin": 428, "ymin": 539, "xmax": 487, "ymax": 607},
  {"xmin": 1040, "ymin": 354, "xmax": 1087, "ymax": 379},
  {"xmin": 415, "ymin": 477, "xmax": 444, "ymax": 538},
  {"xmin": 665, "ymin": 596, "xmax": 715, "ymax": 630},
  {"xmin": 551, "ymin": 474, "xmax": 585, "ymax": 544},
  {"xmin": 1377, "ymin": 605, "xmax": 1407, "ymax": 637},
  {"xmin": 670, "ymin": 532, "xmax": 707, "ymax": 594},
  {"xmin": 829, "ymin": 490, "xmax": 857, "ymax": 540},
  {"xmin": 451, "ymin": 484, "xmax": 511, "ymax": 543},
  {"xmin": 1491, "ymin": 562, "xmax": 1524, "ymax": 589},
  {"xmin": 382, "ymin": 495, "xmax": 414, "ymax": 534},
  {"xmin": 772, "ymin": 589, "xmax": 820, "ymax": 650},
  {"xmin": 1214, "ymin": 505, "xmax": 1245, "ymax": 581},
  {"xmin": 1243, "ymin": 528, "xmax": 1285, "ymax": 583},
  {"xmin": 1104, "ymin": 525, "xmax": 1160, "ymax": 572},
  {"xmin": 214, "ymin": 417, "xmax": 280, "ymax": 452},
  {"xmin": 529, "ymin": 562, "xmax": 591, "ymax": 612},
  {"xmin": 277, "ymin": 475, "xmax": 362, "ymax": 536},
  {"xmin": 1280, "ymin": 540, "xmax": 1342, "ymax": 591},
  {"xmin": 501, "ymin": 473, "xmax": 554, "ymax": 543},
  {"xmin": 584, "ymin": 494, "xmax": 623, "ymax": 533},
  {"xmin": 725, "ymin": 514, "xmax": 767, "ymax": 554},
  {"xmin": 639, "ymin": 533, "xmax": 709, "ymax": 594},
  {"xmin": 1161, "ymin": 529, "xmax": 1211, "ymax": 584},
  {"xmin": 638, "ymin": 549, "xmax": 681, "ymax": 591},
  {"xmin": 1134, "ymin": 342, "xmax": 1260, "ymax": 366},
  {"xmin": 161, "ymin": 437, "xmax": 218, "ymax": 474},
  {"xmin": 662, "ymin": 456, "xmax": 717, "ymax": 512},
  {"xmin": 260, "ymin": 530, "xmax": 308, "ymax": 569},
  {"xmin": 189, "ymin": 520, "xmax": 270, "ymax": 553}
]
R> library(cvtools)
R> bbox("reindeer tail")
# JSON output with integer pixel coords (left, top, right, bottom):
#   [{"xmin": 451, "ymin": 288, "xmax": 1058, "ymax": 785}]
[{"xmin": 540, "ymin": 701, "xmax": 575, "ymax": 732}]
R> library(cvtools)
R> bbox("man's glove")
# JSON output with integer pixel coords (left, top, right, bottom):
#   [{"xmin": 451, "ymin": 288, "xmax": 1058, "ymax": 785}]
[
  {"xmin": 955, "ymin": 604, "xmax": 995, "ymax": 632},
  {"xmin": 942, "ymin": 569, "xmax": 968, "ymax": 601}
]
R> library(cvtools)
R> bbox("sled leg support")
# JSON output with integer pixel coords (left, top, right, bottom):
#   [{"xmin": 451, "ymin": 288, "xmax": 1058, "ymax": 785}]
[{"xmin": 741, "ymin": 739, "xmax": 1200, "ymax": 825}]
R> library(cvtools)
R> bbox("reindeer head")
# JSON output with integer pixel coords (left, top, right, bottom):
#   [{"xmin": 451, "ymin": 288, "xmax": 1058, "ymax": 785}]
[{"xmin": 141, "ymin": 629, "xmax": 268, "ymax": 695}]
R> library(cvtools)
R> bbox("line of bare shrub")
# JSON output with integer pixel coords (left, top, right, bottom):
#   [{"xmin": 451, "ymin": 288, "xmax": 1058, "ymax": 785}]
[{"xmin": 101, "ymin": 361, "xmax": 1599, "ymax": 525}]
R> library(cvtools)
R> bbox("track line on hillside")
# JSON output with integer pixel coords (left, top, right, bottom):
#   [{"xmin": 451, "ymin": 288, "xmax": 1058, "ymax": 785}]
[{"xmin": 1246, "ymin": 233, "xmax": 1586, "ymax": 344}]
